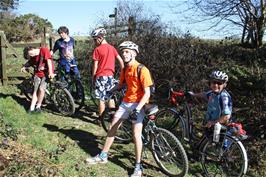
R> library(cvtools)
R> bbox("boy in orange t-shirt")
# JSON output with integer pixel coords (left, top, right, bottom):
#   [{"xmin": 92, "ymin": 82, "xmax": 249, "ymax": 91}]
[{"xmin": 87, "ymin": 41, "xmax": 153, "ymax": 177}]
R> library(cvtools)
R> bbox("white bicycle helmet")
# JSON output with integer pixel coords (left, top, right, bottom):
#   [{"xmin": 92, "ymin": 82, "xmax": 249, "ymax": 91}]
[
  {"xmin": 119, "ymin": 41, "xmax": 139, "ymax": 53},
  {"xmin": 91, "ymin": 28, "xmax": 107, "ymax": 38},
  {"xmin": 209, "ymin": 70, "xmax": 229, "ymax": 82}
]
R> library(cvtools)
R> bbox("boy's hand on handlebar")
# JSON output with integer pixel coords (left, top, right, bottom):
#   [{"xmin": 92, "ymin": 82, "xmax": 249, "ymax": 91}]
[
  {"xmin": 130, "ymin": 109, "xmax": 141, "ymax": 121},
  {"xmin": 205, "ymin": 121, "xmax": 216, "ymax": 128},
  {"xmin": 185, "ymin": 91, "xmax": 194, "ymax": 98},
  {"xmin": 49, "ymin": 73, "xmax": 55, "ymax": 79},
  {"xmin": 21, "ymin": 67, "xmax": 29, "ymax": 73},
  {"xmin": 187, "ymin": 91, "xmax": 194, "ymax": 96}
]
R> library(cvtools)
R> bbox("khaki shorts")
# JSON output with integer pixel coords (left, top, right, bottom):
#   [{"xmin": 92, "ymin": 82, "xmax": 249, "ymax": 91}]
[
  {"xmin": 33, "ymin": 75, "xmax": 47, "ymax": 92},
  {"xmin": 114, "ymin": 102, "xmax": 145, "ymax": 124}
]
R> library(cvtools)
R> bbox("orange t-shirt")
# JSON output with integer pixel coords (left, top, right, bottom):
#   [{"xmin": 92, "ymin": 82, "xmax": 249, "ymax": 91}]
[{"xmin": 119, "ymin": 61, "xmax": 153, "ymax": 103}]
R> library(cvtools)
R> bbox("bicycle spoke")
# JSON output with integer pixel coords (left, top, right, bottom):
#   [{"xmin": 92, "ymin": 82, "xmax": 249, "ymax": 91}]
[
  {"xmin": 151, "ymin": 128, "xmax": 188, "ymax": 176},
  {"xmin": 201, "ymin": 134, "xmax": 248, "ymax": 177}
]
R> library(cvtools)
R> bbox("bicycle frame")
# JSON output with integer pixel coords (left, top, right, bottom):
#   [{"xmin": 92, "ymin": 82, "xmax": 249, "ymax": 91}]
[
  {"xmin": 169, "ymin": 88, "xmax": 246, "ymax": 149},
  {"xmin": 169, "ymin": 89, "xmax": 195, "ymax": 143}
]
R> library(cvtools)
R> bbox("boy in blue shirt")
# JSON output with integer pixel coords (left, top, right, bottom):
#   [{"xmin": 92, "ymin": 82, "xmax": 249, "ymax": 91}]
[
  {"xmin": 189, "ymin": 70, "xmax": 232, "ymax": 128},
  {"xmin": 51, "ymin": 26, "xmax": 80, "ymax": 78}
]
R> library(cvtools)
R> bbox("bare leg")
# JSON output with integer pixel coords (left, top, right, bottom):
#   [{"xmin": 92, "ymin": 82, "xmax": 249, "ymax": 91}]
[
  {"xmin": 132, "ymin": 123, "xmax": 143, "ymax": 163},
  {"xmin": 108, "ymin": 99, "xmax": 115, "ymax": 109},
  {"xmin": 30, "ymin": 91, "xmax": 38, "ymax": 111},
  {"xmin": 102, "ymin": 117, "xmax": 123, "ymax": 152},
  {"xmin": 36, "ymin": 87, "xmax": 45, "ymax": 108},
  {"xmin": 98, "ymin": 100, "xmax": 105, "ymax": 117}
]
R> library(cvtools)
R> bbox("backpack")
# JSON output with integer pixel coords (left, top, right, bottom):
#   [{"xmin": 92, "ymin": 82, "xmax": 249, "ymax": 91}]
[
  {"xmin": 137, "ymin": 64, "xmax": 156, "ymax": 94},
  {"xmin": 123, "ymin": 64, "xmax": 155, "ymax": 94}
]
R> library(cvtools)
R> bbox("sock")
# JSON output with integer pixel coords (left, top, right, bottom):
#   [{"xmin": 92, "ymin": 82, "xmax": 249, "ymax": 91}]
[
  {"xmin": 36, "ymin": 104, "xmax": 41, "ymax": 109},
  {"xmin": 135, "ymin": 162, "xmax": 142, "ymax": 170},
  {"xmin": 99, "ymin": 151, "xmax": 108, "ymax": 159}
]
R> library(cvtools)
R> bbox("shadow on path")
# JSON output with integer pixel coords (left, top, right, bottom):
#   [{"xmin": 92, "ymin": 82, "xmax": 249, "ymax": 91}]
[
  {"xmin": 0, "ymin": 93, "xmax": 30, "ymax": 111},
  {"xmin": 43, "ymin": 123, "xmax": 102, "ymax": 156}
]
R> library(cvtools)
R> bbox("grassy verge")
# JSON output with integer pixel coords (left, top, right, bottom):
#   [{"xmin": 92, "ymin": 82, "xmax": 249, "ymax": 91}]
[{"xmin": 0, "ymin": 85, "xmax": 203, "ymax": 176}]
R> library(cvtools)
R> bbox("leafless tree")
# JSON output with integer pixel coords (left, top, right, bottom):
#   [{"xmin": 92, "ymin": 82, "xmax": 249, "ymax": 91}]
[{"xmin": 174, "ymin": 0, "xmax": 266, "ymax": 47}]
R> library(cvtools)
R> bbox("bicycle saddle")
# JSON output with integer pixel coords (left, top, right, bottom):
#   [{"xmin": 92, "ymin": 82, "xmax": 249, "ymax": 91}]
[{"xmin": 144, "ymin": 104, "xmax": 159, "ymax": 116}]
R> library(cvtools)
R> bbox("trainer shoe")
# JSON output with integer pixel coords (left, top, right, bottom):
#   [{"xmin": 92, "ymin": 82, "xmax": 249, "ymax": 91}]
[
  {"xmin": 86, "ymin": 154, "xmax": 108, "ymax": 165},
  {"xmin": 35, "ymin": 107, "xmax": 42, "ymax": 113},
  {"xmin": 130, "ymin": 166, "xmax": 143, "ymax": 177}
]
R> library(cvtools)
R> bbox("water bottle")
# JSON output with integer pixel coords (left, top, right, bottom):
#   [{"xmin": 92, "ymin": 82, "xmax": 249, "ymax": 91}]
[{"xmin": 213, "ymin": 122, "xmax": 222, "ymax": 142}]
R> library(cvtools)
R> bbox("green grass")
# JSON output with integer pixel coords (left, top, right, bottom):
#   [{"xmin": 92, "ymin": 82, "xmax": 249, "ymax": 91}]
[{"xmin": 1, "ymin": 85, "xmax": 203, "ymax": 176}]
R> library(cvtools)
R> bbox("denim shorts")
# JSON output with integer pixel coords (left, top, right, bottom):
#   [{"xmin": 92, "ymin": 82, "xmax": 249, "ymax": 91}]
[
  {"xmin": 94, "ymin": 76, "xmax": 117, "ymax": 101},
  {"xmin": 114, "ymin": 102, "xmax": 145, "ymax": 124}
]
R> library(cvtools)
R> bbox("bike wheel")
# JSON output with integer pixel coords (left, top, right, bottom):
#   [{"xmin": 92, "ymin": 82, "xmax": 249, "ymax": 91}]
[
  {"xmin": 20, "ymin": 78, "xmax": 33, "ymax": 100},
  {"xmin": 68, "ymin": 79, "xmax": 85, "ymax": 111},
  {"xmin": 201, "ymin": 134, "xmax": 248, "ymax": 177},
  {"xmin": 155, "ymin": 108, "xmax": 186, "ymax": 141},
  {"xmin": 151, "ymin": 128, "xmax": 189, "ymax": 177},
  {"xmin": 101, "ymin": 108, "xmax": 132, "ymax": 143},
  {"xmin": 53, "ymin": 88, "xmax": 75, "ymax": 116}
]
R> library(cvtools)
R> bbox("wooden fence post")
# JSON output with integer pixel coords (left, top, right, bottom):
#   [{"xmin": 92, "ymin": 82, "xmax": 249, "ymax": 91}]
[
  {"xmin": 0, "ymin": 31, "xmax": 7, "ymax": 86},
  {"xmin": 109, "ymin": 8, "xmax": 118, "ymax": 36},
  {"xmin": 49, "ymin": 37, "xmax": 53, "ymax": 50},
  {"xmin": 128, "ymin": 16, "xmax": 136, "ymax": 40},
  {"xmin": 41, "ymin": 27, "xmax": 47, "ymax": 47}
]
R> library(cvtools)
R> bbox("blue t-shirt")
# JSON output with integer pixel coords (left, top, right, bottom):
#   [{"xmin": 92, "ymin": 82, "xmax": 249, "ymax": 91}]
[
  {"xmin": 204, "ymin": 89, "xmax": 232, "ymax": 121},
  {"xmin": 53, "ymin": 37, "xmax": 75, "ymax": 61}
]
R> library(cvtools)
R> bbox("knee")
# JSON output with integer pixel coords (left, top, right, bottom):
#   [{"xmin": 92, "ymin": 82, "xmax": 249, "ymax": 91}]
[
  {"xmin": 133, "ymin": 133, "xmax": 141, "ymax": 142},
  {"xmin": 107, "ymin": 127, "xmax": 117, "ymax": 137}
]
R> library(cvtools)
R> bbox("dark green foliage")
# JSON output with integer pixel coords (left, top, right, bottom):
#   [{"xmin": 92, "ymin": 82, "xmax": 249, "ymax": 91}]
[{"xmin": 0, "ymin": 13, "xmax": 53, "ymax": 42}]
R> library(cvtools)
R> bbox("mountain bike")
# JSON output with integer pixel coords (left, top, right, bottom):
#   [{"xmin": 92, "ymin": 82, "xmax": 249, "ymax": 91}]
[
  {"xmin": 101, "ymin": 96, "xmax": 189, "ymax": 177},
  {"xmin": 156, "ymin": 88, "xmax": 248, "ymax": 177},
  {"xmin": 56, "ymin": 63, "xmax": 85, "ymax": 112},
  {"xmin": 20, "ymin": 73, "xmax": 75, "ymax": 116}
]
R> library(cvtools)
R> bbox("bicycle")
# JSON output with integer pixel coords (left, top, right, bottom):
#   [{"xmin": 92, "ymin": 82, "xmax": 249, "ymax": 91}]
[
  {"xmin": 19, "ymin": 72, "xmax": 75, "ymax": 116},
  {"xmin": 55, "ymin": 62, "xmax": 85, "ymax": 112},
  {"xmin": 101, "ymin": 96, "xmax": 189, "ymax": 177},
  {"xmin": 156, "ymin": 88, "xmax": 248, "ymax": 177}
]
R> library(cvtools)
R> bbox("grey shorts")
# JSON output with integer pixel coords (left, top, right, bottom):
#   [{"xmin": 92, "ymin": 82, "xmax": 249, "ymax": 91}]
[
  {"xmin": 33, "ymin": 75, "xmax": 47, "ymax": 92},
  {"xmin": 94, "ymin": 76, "xmax": 117, "ymax": 101},
  {"xmin": 114, "ymin": 102, "xmax": 145, "ymax": 124}
]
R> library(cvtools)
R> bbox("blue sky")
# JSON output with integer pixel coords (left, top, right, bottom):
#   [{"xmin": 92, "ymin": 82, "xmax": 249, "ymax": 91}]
[{"xmin": 15, "ymin": 0, "xmax": 240, "ymax": 39}]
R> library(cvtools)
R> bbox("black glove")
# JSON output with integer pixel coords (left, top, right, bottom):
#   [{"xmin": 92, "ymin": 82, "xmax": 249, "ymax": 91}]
[
  {"xmin": 185, "ymin": 91, "xmax": 194, "ymax": 98},
  {"xmin": 130, "ymin": 109, "xmax": 141, "ymax": 121}
]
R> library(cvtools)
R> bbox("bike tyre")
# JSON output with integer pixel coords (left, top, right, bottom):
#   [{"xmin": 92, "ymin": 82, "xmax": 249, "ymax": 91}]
[
  {"xmin": 201, "ymin": 133, "xmax": 248, "ymax": 177},
  {"xmin": 101, "ymin": 107, "xmax": 132, "ymax": 143},
  {"xmin": 68, "ymin": 79, "xmax": 85, "ymax": 111},
  {"xmin": 151, "ymin": 127, "xmax": 189, "ymax": 177},
  {"xmin": 53, "ymin": 88, "xmax": 75, "ymax": 116},
  {"xmin": 155, "ymin": 108, "xmax": 186, "ymax": 141}
]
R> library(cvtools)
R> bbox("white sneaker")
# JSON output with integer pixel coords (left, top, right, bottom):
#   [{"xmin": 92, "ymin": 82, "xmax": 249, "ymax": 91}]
[
  {"xmin": 130, "ymin": 167, "xmax": 143, "ymax": 177},
  {"xmin": 86, "ymin": 154, "xmax": 108, "ymax": 165}
]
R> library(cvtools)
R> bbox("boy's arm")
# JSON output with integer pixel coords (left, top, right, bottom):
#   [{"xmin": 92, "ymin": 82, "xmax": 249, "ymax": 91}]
[
  {"xmin": 51, "ymin": 40, "xmax": 59, "ymax": 55},
  {"xmin": 135, "ymin": 87, "xmax": 151, "ymax": 111},
  {"xmin": 92, "ymin": 60, "xmax": 98, "ymax": 81},
  {"xmin": 190, "ymin": 92, "xmax": 205, "ymax": 98},
  {"xmin": 116, "ymin": 55, "xmax": 124, "ymax": 72},
  {"xmin": 206, "ymin": 114, "xmax": 230, "ymax": 128},
  {"xmin": 47, "ymin": 59, "xmax": 54, "ymax": 79},
  {"xmin": 21, "ymin": 60, "xmax": 32, "ymax": 72}
]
